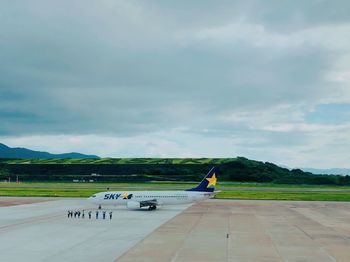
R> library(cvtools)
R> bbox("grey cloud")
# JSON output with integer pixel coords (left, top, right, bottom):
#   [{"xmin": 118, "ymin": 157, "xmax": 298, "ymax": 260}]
[{"xmin": 1, "ymin": 0, "xmax": 349, "ymax": 142}]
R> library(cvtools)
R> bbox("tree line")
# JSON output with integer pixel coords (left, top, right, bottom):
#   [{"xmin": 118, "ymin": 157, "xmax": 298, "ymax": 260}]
[{"xmin": 0, "ymin": 157, "xmax": 349, "ymax": 185}]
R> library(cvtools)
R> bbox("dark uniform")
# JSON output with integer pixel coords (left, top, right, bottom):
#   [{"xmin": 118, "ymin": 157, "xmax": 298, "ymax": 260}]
[
  {"xmin": 82, "ymin": 211, "xmax": 85, "ymax": 219},
  {"xmin": 109, "ymin": 211, "xmax": 112, "ymax": 220},
  {"xmin": 96, "ymin": 211, "xmax": 99, "ymax": 219},
  {"xmin": 88, "ymin": 211, "xmax": 92, "ymax": 219},
  {"xmin": 102, "ymin": 211, "xmax": 106, "ymax": 219}
]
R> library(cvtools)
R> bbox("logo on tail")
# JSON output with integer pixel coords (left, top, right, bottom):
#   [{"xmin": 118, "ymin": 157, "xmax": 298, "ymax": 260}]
[
  {"xmin": 206, "ymin": 173, "xmax": 217, "ymax": 187},
  {"xmin": 186, "ymin": 167, "xmax": 218, "ymax": 192}
]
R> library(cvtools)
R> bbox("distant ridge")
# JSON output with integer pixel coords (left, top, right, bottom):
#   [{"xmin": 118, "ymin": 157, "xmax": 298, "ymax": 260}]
[
  {"xmin": 0, "ymin": 143, "xmax": 99, "ymax": 159},
  {"xmin": 301, "ymin": 168, "xmax": 350, "ymax": 176}
]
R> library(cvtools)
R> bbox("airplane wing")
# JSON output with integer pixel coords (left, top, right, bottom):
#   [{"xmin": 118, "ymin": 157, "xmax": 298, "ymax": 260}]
[{"xmin": 139, "ymin": 199, "xmax": 158, "ymax": 207}]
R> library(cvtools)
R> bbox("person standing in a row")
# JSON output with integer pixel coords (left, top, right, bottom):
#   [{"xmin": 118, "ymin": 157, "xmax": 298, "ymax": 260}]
[{"xmin": 68, "ymin": 210, "xmax": 115, "ymax": 220}]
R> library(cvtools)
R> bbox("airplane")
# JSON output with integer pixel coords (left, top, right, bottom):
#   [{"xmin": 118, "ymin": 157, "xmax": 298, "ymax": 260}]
[{"xmin": 88, "ymin": 167, "xmax": 219, "ymax": 210}]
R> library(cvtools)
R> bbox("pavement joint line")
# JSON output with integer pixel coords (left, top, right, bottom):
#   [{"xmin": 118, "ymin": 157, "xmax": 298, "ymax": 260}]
[
  {"xmin": 115, "ymin": 204, "xmax": 194, "ymax": 262},
  {"xmin": 44, "ymin": 219, "xmax": 117, "ymax": 262},
  {"xmin": 0, "ymin": 205, "xmax": 95, "ymax": 233},
  {"xmin": 0, "ymin": 198, "xmax": 52, "ymax": 207},
  {"xmin": 256, "ymin": 209, "xmax": 284, "ymax": 261},
  {"xmin": 0, "ymin": 212, "xmax": 64, "ymax": 232},
  {"xmin": 291, "ymin": 207, "xmax": 350, "ymax": 261},
  {"xmin": 293, "ymin": 207, "xmax": 350, "ymax": 243},
  {"xmin": 295, "ymin": 224, "xmax": 315, "ymax": 240},
  {"xmin": 293, "ymin": 214, "xmax": 338, "ymax": 262},
  {"xmin": 169, "ymin": 204, "xmax": 208, "ymax": 262},
  {"xmin": 226, "ymin": 209, "xmax": 232, "ymax": 262}
]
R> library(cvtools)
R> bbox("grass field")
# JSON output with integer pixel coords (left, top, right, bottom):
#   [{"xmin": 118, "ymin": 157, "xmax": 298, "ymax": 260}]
[
  {"xmin": 2, "ymin": 181, "xmax": 350, "ymax": 189},
  {"xmin": 0, "ymin": 187, "xmax": 99, "ymax": 197},
  {"xmin": 1, "ymin": 182, "xmax": 350, "ymax": 201},
  {"xmin": 217, "ymin": 190, "xmax": 350, "ymax": 201}
]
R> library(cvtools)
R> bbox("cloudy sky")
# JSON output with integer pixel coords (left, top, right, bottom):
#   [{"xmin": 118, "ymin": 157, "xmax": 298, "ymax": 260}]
[{"xmin": 1, "ymin": 0, "xmax": 350, "ymax": 168}]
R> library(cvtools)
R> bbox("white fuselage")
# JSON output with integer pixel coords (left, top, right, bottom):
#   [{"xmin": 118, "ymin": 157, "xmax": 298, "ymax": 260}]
[{"xmin": 88, "ymin": 190, "xmax": 214, "ymax": 207}]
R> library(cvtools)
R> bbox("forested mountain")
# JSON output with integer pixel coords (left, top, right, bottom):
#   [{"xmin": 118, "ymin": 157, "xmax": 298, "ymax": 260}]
[{"xmin": 0, "ymin": 143, "xmax": 99, "ymax": 159}]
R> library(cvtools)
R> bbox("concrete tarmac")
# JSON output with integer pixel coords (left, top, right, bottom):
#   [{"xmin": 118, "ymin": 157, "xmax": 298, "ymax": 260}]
[
  {"xmin": 0, "ymin": 197, "xmax": 190, "ymax": 262},
  {"xmin": 1, "ymin": 198, "xmax": 350, "ymax": 261},
  {"xmin": 119, "ymin": 199, "xmax": 350, "ymax": 262}
]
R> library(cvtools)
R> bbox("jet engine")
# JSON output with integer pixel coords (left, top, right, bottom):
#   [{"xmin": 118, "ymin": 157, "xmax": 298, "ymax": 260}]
[{"xmin": 126, "ymin": 201, "xmax": 141, "ymax": 209}]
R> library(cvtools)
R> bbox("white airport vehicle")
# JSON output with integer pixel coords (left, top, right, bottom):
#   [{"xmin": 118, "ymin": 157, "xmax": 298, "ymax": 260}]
[{"xmin": 88, "ymin": 167, "xmax": 219, "ymax": 210}]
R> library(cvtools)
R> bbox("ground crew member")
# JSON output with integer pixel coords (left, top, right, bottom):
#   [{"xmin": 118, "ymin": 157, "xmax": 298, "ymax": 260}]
[
  {"xmin": 67, "ymin": 211, "xmax": 70, "ymax": 218},
  {"xmin": 109, "ymin": 211, "xmax": 112, "ymax": 220},
  {"xmin": 82, "ymin": 211, "xmax": 85, "ymax": 219},
  {"xmin": 96, "ymin": 210, "xmax": 99, "ymax": 219},
  {"xmin": 78, "ymin": 211, "xmax": 81, "ymax": 218},
  {"xmin": 74, "ymin": 211, "xmax": 77, "ymax": 218},
  {"xmin": 88, "ymin": 211, "xmax": 92, "ymax": 219},
  {"xmin": 102, "ymin": 211, "xmax": 106, "ymax": 219}
]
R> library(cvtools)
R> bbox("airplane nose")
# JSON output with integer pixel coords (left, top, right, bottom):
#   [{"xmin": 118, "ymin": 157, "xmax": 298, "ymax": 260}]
[{"xmin": 87, "ymin": 195, "xmax": 96, "ymax": 203}]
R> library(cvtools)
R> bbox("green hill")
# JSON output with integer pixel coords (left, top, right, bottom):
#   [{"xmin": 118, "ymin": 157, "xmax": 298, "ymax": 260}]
[{"xmin": 0, "ymin": 157, "xmax": 349, "ymax": 185}]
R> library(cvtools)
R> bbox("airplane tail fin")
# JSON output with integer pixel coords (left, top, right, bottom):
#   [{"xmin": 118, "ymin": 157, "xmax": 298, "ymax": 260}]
[{"xmin": 186, "ymin": 167, "xmax": 218, "ymax": 192}]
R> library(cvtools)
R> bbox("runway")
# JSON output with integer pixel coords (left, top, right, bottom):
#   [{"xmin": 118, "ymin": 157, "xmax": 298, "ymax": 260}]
[
  {"xmin": 1, "ymin": 198, "xmax": 350, "ymax": 262},
  {"xmin": 119, "ymin": 199, "xmax": 350, "ymax": 262},
  {"xmin": 0, "ymin": 197, "xmax": 190, "ymax": 262}
]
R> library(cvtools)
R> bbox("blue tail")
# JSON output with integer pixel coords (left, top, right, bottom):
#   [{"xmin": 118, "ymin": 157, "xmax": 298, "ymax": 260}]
[{"xmin": 186, "ymin": 167, "xmax": 218, "ymax": 192}]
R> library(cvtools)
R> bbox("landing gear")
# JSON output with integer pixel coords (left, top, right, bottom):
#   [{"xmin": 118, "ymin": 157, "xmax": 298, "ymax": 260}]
[
  {"xmin": 148, "ymin": 205, "xmax": 157, "ymax": 211},
  {"xmin": 98, "ymin": 205, "xmax": 102, "ymax": 210}
]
